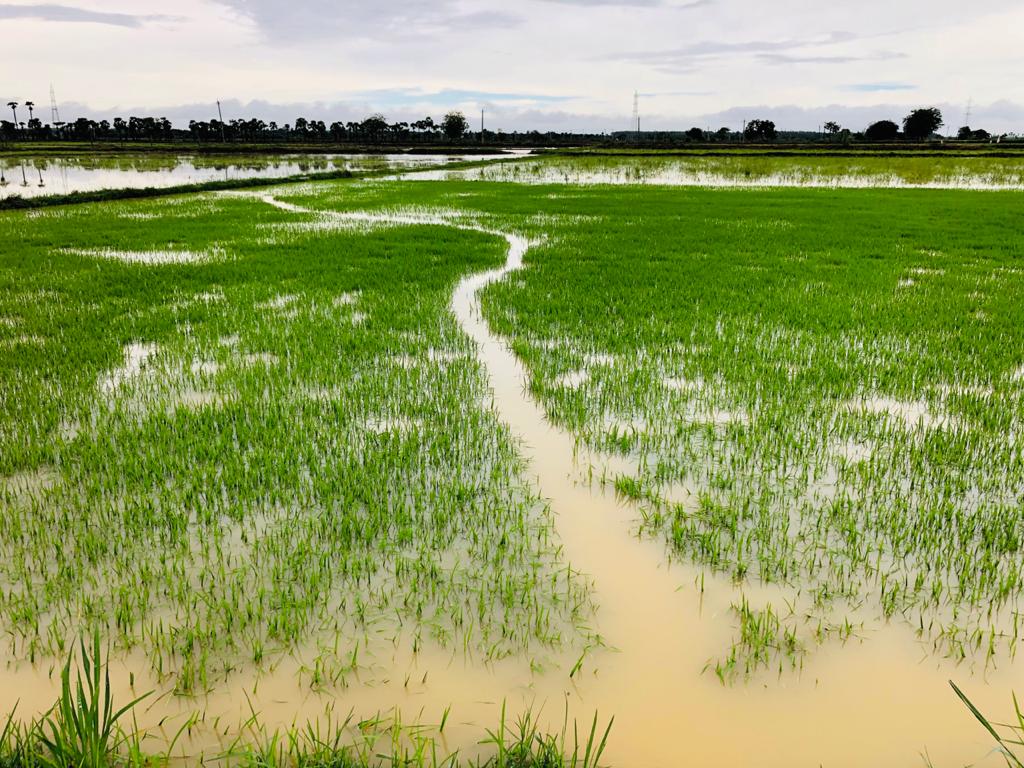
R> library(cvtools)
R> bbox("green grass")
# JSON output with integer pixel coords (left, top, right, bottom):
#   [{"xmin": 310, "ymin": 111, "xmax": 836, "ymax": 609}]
[
  {"xmin": 250, "ymin": 173, "xmax": 1024, "ymax": 676},
  {"xmin": 468, "ymin": 182, "xmax": 1024, "ymax": 670},
  {"xmin": 2, "ymin": 157, "xmax": 1024, "ymax": 757},
  {"xmin": 0, "ymin": 185, "xmax": 591, "ymax": 695}
]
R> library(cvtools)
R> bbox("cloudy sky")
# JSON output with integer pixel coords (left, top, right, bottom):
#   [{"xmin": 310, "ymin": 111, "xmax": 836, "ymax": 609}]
[{"xmin": 2, "ymin": 0, "xmax": 1022, "ymax": 133}]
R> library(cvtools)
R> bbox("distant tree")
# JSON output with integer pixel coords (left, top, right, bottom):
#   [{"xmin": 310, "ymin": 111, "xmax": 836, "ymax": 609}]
[
  {"xmin": 69, "ymin": 117, "xmax": 97, "ymax": 140},
  {"xmin": 388, "ymin": 121, "xmax": 410, "ymax": 142},
  {"xmin": 743, "ymin": 119, "xmax": 777, "ymax": 141},
  {"xmin": 957, "ymin": 125, "xmax": 990, "ymax": 141},
  {"xmin": 685, "ymin": 127, "xmax": 704, "ymax": 141},
  {"xmin": 24, "ymin": 101, "xmax": 34, "ymax": 125},
  {"xmin": 6, "ymin": 102, "xmax": 18, "ymax": 132},
  {"xmin": 902, "ymin": 107, "xmax": 943, "ymax": 141},
  {"xmin": 361, "ymin": 113, "xmax": 388, "ymax": 142},
  {"xmin": 442, "ymin": 111, "xmax": 469, "ymax": 141},
  {"xmin": 412, "ymin": 116, "xmax": 436, "ymax": 134},
  {"xmin": 824, "ymin": 121, "xmax": 841, "ymax": 136},
  {"xmin": 864, "ymin": 119, "xmax": 899, "ymax": 141},
  {"xmin": 715, "ymin": 126, "xmax": 731, "ymax": 141}
]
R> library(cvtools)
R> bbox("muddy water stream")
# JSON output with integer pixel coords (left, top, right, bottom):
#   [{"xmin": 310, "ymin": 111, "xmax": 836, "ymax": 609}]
[{"xmin": 3, "ymin": 194, "xmax": 1021, "ymax": 766}]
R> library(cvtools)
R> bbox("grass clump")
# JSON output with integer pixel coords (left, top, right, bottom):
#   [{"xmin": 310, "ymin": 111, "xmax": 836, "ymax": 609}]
[
  {"xmin": 36, "ymin": 632, "xmax": 151, "ymax": 768},
  {"xmin": 0, "ymin": 637, "xmax": 613, "ymax": 767}
]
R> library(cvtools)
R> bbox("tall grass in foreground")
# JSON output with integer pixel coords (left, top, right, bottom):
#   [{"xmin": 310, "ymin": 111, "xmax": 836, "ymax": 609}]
[
  {"xmin": 0, "ymin": 637, "xmax": 612, "ymax": 768},
  {"xmin": 950, "ymin": 681, "xmax": 1024, "ymax": 767},
  {"xmin": 36, "ymin": 632, "xmax": 151, "ymax": 768}
]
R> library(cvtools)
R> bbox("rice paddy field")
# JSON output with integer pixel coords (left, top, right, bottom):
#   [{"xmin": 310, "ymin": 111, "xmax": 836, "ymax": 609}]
[
  {"xmin": 397, "ymin": 151, "xmax": 1024, "ymax": 189},
  {"xmin": 2, "ymin": 152, "xmax": 1024, "ymax": 766}
]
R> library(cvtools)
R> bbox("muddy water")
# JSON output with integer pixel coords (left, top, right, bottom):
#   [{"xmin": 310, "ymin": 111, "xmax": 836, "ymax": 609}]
[
  {"xmin": 3, "ymin": 196, "xmax": 1022, "ymax": 766},
  {"xmin": 263, "ymin": 195, "xmax": 1022, "ymax": 765},
  {"xmin": 446, "ymin": 212, "xmax": 1023, "ymax": 766}
]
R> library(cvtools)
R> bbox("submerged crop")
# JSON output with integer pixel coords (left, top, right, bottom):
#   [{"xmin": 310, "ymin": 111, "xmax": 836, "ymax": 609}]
[
  {"xmin": 477, "ymin": 182, "xmax": 1024, "ymax": 671},
  {"xmin": 3, "ymin": 160, "xmax": 1024, "ymax": 766},
  {"xmin": 0, "ymin": 189, "xmax": 592, "ymax": 700}
]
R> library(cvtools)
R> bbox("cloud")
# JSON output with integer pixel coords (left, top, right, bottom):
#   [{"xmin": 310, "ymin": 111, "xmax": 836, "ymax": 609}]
[
  {"xmin": 539, "ymin": 0, "xmax": 710, "ymax": 7},
  {"xmin": 842, "ymin": 82, "xmax": 918, "ymax": 92},
  {"xmin": 0, "ymin": 3, "xmax": 177, "ymax": 27},
  {"xmin": 213, "ymin": 0, "xmax": 521, "ymax": 42},
  {"xmin": 350, "ymin": 88, "xmax": 575, "ymax": 107},
  {"xmin": 758, "ymin": 50, "xmax": 905, "ymax": 65},
  {"xmin": 605, "ymin": 31, "xmax": 867, "ymax": 72}
]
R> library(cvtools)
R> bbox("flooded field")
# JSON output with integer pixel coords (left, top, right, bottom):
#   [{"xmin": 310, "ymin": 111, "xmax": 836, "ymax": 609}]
[
  {"xmin": 2, "ymin": 160, "xmax": 1024, "ymax": 766},
  {"xmin": 394, "ymin": 152, "xmax": 1024, "ymax": 189},
  {"xmin": 0, "ymin": 152, "xmax": 522, "ymax": 199}
]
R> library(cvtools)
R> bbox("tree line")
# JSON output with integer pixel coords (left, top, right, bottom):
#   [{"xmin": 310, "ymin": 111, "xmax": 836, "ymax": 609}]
[
  {"xmin": 0, "ymin": 101, "xmax": 1012, "ymax": 146},
  {"xmin": 737, "ymin": 107, "xmax": 999, "ymax": 143},
  {"xmin": 0, "ymin": 106, "xmax": 474, "ymax": 143},
  {"xmin": 680, "ymin": 108, "xmax": 1000, "ymax": 144}
]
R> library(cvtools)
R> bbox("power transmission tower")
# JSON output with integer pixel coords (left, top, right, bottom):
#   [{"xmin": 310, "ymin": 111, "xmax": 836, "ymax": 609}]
[
  {"xmin": 633, "ymin": 91, "xmax": 640, "ymax": 141},
  {"xmin": 217, "ymin": 100, "xmax": 226, "ymax": 143},
  {"xmin": 963, "ymin": 97, "xmax": 973, "ymax": 129},
  {"xmin": 49, "ymin": 84, "xmax": 62, "ymax": 127}
]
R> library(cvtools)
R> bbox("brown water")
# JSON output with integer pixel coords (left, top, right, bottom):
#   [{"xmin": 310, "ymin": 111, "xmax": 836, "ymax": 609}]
[{"xmin": 3, "ymin": 194, "xmax": 1021, "ymax": 766}]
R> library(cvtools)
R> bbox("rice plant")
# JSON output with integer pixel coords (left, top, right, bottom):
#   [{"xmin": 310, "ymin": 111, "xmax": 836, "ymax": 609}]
[{"xmin": 36, "ymin": 632, "xmax": 151, "ymax": 768}]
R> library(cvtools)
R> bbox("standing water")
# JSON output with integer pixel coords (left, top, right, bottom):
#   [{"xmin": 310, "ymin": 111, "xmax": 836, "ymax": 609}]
[
  {"xmin": 1, "ymin": 191, "xmax": 1019, "ymax": 767},
  {"xmin": 0, "ymin": 152, "xmax": 526, "ymax": 199}
]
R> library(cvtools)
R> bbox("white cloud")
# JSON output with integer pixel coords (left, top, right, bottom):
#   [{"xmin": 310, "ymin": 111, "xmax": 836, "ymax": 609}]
[{"xmin": 1, "ymin": 0, "xmax": 1021, "ymax": 133}]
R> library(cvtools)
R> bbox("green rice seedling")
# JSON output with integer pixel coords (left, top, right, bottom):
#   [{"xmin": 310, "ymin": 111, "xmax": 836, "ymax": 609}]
[
  {"xmin": 394, "ymin": 151, "xmax": 1024, "ymax": 189},
  {"xmin": 36, "ymin": 632, "xmax": 151, "ymax": 768},
  {"xmin": 480, "ymin": 702, "xmax": 612, "ymax": 768},
  {"xmin": 4, "ymin": 153, "xmax": 1024, "ymax": 762},
  {"xmin": 712, "ymin": 598, "xmax": 805, "ymax": 683},
  {"xmin": 473, "ymin": 176, "xmax": 1024, "ymax": 670}
]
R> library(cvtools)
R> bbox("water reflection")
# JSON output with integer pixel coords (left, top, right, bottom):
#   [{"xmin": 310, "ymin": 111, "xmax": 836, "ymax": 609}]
[{"xmin": 0, "ymin": 153, "xmax": 513, "ymax": 199}]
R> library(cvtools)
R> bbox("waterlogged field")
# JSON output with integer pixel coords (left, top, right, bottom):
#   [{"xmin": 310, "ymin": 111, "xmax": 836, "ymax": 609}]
[
  {"xmin": 0, "ymin": 152, "xmax": 517, "ymax": 199},
  {"xmin": 397, "ymin": 151, "xmax": 1024, "ymax": 188},
  {"xmin": 2, "ymin": 159, "xmax": 1024, "ymax": 766}
]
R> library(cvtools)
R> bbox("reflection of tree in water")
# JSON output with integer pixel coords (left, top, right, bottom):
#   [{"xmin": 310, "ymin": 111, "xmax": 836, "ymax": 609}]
[{"xmin": 0, "ymin": 153, "xmax": 467, "ymax": 198}]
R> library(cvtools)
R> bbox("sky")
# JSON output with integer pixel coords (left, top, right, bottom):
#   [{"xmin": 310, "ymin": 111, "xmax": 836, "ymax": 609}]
[{"xmin": 1, "ymin": 0, "xmax": 1022, "ymax": 133}]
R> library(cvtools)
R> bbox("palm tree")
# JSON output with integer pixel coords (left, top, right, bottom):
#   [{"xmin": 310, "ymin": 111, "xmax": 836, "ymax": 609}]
[
  {"xmin": 24, "ymin": 101, "xmax": 34, "ymax": 122},
  {"xmin": 7, "ymin": 102, "xmax": 18, "ymax": 131}
]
